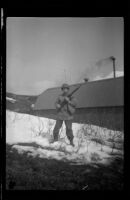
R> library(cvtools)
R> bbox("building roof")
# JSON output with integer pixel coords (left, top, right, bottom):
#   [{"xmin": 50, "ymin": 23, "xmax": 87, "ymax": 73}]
[{"xmin": 34, "ymin": 77, "xmax": 124, "ymax": 110}]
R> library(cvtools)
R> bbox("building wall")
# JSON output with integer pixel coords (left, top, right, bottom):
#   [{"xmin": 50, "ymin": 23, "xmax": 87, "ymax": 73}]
[
  {"xmin": 74, "ymin": 106, "xmax": 123, "ymax": 131},
  {"xmin": 33, "ymin": 106, "xmax": 124, "ymax": 131}
]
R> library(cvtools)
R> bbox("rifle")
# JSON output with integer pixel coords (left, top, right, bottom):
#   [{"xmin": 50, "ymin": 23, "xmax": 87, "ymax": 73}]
[{"xmin": 59, "ymin": 84, "xmax": 82, "ymax": 109}]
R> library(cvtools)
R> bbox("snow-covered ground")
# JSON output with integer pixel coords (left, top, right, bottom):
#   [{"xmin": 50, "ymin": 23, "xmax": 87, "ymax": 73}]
[
  {"xmin": 6, "ymin": 110, "xmax": 123, "ymax": 165},
  {"xmin": 6, "ymin": 97, "xmax": 16, "ymax": 103}
]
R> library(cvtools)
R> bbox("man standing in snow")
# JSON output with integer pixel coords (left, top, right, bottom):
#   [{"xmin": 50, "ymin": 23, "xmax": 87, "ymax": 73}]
[{"xmin": 52, "ymin": 83, "xmax": 77, "ymax": 146}]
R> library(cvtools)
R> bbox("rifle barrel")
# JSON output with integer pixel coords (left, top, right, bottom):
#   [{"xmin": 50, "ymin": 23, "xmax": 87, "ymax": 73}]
[{"xmin": 68, "ymin": 84, "xmax": 81, "ymax": 97}]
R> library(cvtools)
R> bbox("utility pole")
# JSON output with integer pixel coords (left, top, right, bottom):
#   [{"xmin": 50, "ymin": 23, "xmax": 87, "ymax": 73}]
[{"xmin": 110, "ymin": 56, "xmax": 116, "ymax": 78}]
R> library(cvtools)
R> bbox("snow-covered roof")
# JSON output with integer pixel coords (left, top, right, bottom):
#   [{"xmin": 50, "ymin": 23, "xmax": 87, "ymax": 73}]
[
  {"xmin": 34, "ymin": 77, "xmax": 124, "ymax": 110},
  {"xmin": 92, "ymin": 71, "xmax": 124, "ymax": 81}
]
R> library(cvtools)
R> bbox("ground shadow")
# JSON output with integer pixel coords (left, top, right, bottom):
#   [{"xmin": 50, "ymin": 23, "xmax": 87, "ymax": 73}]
[{"xmin": 6, "ymin": 144, "xmax": 123, "ymax": 190}]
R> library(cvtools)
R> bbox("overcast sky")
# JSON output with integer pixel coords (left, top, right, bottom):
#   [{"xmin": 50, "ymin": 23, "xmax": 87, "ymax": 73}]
[{"xmin": 7, "ymin": 17, "xmax": 124, "ymax": 95}]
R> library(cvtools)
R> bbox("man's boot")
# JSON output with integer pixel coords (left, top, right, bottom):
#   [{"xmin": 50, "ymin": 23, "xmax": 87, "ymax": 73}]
[
  {"xmin": 50, "ymin": 135, "xmax": 58, "ymax": 143},
  {"xmin": 70, "ymin": 140, "xmax": 75, "ymax": 147}
]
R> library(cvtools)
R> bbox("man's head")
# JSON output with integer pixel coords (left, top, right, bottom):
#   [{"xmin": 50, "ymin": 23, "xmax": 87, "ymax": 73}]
[{"xmin": 61, "ymin": 83, "xmax": 70, "ymax": 95}]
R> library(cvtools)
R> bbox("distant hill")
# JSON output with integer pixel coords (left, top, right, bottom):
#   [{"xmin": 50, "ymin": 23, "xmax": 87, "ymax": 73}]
[
  {"xmin": 6, "ymin": 92, "xmax": 38, "ymax": 103},
  {"xmin": 6, "ymin": 92, "xmax": 39, "ymax": 113}
]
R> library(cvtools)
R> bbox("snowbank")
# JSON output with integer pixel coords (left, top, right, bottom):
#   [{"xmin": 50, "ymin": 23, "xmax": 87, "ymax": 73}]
[
  {"xmin": 6, "ymin": 110, "xmax": 123, "ymax": 164},
  {"xmin": 6, "ymin": 97, "xmax": 16, "ymax": 103},
  {"xmin": 6, "ymin": 110, "xmax": 82, "ymax": 145}
]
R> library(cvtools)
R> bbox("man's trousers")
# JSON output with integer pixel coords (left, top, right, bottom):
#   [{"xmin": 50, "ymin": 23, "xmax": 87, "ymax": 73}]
[{"xmin": 53, "ymin": 120, "xmax": 74, "ymax": 142}]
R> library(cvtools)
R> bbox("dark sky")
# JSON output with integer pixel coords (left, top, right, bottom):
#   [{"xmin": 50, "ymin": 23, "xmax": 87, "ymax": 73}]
[{"xmin": 7, "ymin": 17, "xmax": 124, "ymax": 95}]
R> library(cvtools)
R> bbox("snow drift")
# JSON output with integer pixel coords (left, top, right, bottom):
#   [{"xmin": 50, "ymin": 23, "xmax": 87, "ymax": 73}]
[
  {"xmin": 6, "ymin": 97, "xmax": 16, "ymax": 103},
  {"xmin": 6, "ymin": 110, "xmax": 123, "ymax": 164}
]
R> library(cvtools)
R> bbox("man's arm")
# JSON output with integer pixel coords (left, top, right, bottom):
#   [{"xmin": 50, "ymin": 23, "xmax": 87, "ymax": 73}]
[
  {"xmin": 67, "ymin": 97, "xmax": 77, "ymax": 114},
  {"xmin": 64, "ymin": 96, "xmax": 77, "ymax": 108},
  {"xmin": 55, "ymin": 97, "xmax": 61, "ymax": 109},
  {"xmin": 69, "ymin": 97, "xmax": 77, "ymax": 108},
  {"xmin": 55, "ymin": 96, "xmax": 66, "ymax": 109}
]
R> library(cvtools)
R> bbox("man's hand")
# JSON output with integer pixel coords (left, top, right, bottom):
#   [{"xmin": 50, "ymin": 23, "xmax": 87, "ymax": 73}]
[
  {"xmin": 57, "ymin": 104, "xmax": 61, "ymax": 108},
  {"xmin": 64, "ymin": 97, "xmax": 70, "ymax": 102}
]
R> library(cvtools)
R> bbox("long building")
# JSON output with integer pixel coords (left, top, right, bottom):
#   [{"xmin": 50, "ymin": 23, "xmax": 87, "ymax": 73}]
[{"xmin": 34, "ymin": 77, "xmax": 124, "ymax": 131}]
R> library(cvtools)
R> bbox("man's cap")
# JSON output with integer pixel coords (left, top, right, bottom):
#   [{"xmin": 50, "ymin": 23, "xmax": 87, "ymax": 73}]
[{"xmin": 61, "ymin": 83, "xmax": 70, "ymax": 90}]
